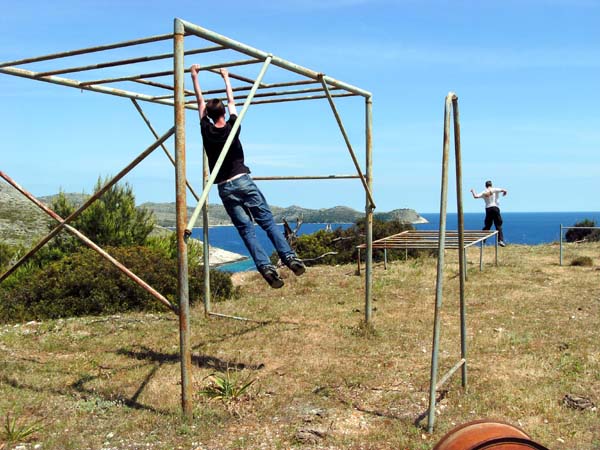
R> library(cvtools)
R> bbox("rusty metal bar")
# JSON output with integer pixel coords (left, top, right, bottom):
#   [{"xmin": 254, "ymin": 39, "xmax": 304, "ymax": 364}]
[
  {"xmin": 200, "ymin": 79, "xmax": 319, "ymax": 97},
  {"xmin": 152, "ymin": 80, "xmax": 322, "ymax": 102},
  {"xmin": 186, "ymin": 55, "xmax": 273, "ymax": 233},
  {"xmin": 0, "ymin": 33, "xmax": 174, "ymax": 68},
  {"xmin": 208, "ymin": 312, "xmax": 268, "ymax": 323},
  {"xmin": 80, "ymin": 58, "xmax": 259, "ymax": 86},
  {"xmin": 130, "ymin": 99, "xmax": 201, "ymax": 202},
  {"xmin": 36, "ymin": 45, "xmax": 225, "ymax": 77},
  {"xmin": 202, "ymin": 151, "xmax": 211, "ymax": 317},
  {"xmin": 0, "ymin": 66, "xmax": 203, "ymax": 109},
  {"xmin": 133, "ymin": 78, "xmax": 195, "ymax": 95},
  {"xmin": 0, "ymin": 171, "xmax": 176, "ymax": 312},
  {"xmin": 174, "ymin": 20, "xmax": 192, "ymax": 419},
  {"xmin": 428, "ymin": 93, "xmax": 453, "ymax": 433},
  {"xmin": 179, "ymin": 19, "xmax": 372, "ymax": 97},
  {"xmin": 364, "ymin": 96, "xmax": 374, "ymax": 323},
  {"xmin": 252, "ymin": 174, "xmax": 360, "ymax": 181},
  {"xmin": 0, "ymin": 127, "xmax": 175, "ymax": 283},
  {"xmin": 452, "ymin": 94, "xmax": 467, "ymax": 390},
  {"xmin": 320, "ymin": 78, "xmax": 375, "ymax": 209},
  {"xmin": 240, "ymin": 92, "xmax": 355, "ymax": 106}
]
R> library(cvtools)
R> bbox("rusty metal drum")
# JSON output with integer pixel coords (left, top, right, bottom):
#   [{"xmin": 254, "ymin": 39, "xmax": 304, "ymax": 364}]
[{"xmin": 433, "ymin": 419, "xmax": 549, "ymax": 450}]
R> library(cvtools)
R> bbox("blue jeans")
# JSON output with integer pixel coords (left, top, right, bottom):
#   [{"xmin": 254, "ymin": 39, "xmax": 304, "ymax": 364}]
[{"xmin": 218, "ymin": 174, "xmax": 294, "ymax": 269}]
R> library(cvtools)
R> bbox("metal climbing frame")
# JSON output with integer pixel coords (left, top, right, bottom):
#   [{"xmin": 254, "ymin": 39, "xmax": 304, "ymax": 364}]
[
  {"xmin": 0, "ymin": 18, "xmax": 375, "ymax": 418},
  {"xmin": 356, "ymin": 229, "xmax": 498, "ymax": 274},
  {"xmin": 426, "ymin": 93, "xmax": 467, "ymax": 432}
]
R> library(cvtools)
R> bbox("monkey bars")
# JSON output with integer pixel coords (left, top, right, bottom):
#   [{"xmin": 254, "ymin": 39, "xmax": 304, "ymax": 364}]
[{"xmin": 0, "ymin": 19, "xmax": 374, "ymax": 418}]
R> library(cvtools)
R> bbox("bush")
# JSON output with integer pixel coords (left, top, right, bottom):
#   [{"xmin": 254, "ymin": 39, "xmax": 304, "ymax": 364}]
[
  {"xmin": 570, "ymin": 256, "xmax": 593, "ymax": 267},
  {"xmin": 45, "ymin": 179, "xmax": 155, "ymax": 259},
  {"xmin": 565, "ymin": 219, "xmax": 600, "ymax": 243},
  {"xmin": 278, "ymin": 219, "xmax": 417, "ymax": 266},
  {"xmin": 0, "ymin": 246, "xmax": 237, "ymax": 323}
]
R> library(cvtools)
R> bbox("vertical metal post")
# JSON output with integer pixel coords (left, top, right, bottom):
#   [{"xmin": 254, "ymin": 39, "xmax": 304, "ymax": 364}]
[
  {"xmin": 365, "ymin": 96, "xmax": 374, "ymax": 324},
  {"xmin": 384, "ymin": 248, "xmax": 388, "ymax": 270},
  {"xmin": 357, "ymin": 248, "xmax": 362, "ymax": 276},
  {"xmin": 479, "ymin": 243, "xmax": 484, "ymax": 272},
  {"xmin": 463, "ymin": 248, "xmax": 468, "ymax": 281},
  {"xmin": 559, "ymin": 224, "xmax": 563, "ymax": 266},
  {"xmin": 452, "ymin": 95, "xmax": 467, "ymax": 390},
  {"xmin": 428, "ymin": 94, "xmax": 452, "ymax": 433},
  {"xmin": 174, "ymin": 19, "xmax": 192, "ymax": 419},
  {"xmin": 495, "ymin": 233, "xmax": 499, "ymax": 266},
  {"xmin": 202, "ymin": 151, "xmax": 211, "ymax": 316}
]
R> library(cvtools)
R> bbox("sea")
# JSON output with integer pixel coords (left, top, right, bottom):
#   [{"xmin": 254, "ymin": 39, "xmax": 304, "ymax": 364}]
[{"xmin": 189, "ymin": 211, "xmax": 600, "ymax": 273}]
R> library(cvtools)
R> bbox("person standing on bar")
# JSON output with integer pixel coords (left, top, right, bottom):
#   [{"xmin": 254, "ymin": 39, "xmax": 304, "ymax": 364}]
[
  {"xmin": 471, "ymin": 180, "xmax": 508, "ymax": 247},
  {"xmin": 190, "ymin": 64, "xmax": 305, "ymax": 288}
]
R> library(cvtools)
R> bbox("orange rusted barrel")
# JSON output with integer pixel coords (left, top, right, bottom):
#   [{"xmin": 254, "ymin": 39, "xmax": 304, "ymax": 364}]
[{"xmin": 433, "ymin": 419, "xmax": 549, "ymax": 450}]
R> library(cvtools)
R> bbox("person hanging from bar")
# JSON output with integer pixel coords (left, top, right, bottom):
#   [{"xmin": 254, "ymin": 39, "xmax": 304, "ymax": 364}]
[
  {"xmin": 190, "ymin": 64, "xmax": 306, "ymax": 288},
  {"xmin": 471, "ymin": 180, "xmax": 508, "ymax": 247}
]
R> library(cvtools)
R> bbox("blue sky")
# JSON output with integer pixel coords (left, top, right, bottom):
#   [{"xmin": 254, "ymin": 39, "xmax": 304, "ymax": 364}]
[{"xmin": 1, "ymin": 0, "xmax": 599, "ymax": 213}]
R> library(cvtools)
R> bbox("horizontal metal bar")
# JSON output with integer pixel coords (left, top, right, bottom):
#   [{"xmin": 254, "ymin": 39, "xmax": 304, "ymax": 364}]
[
  {"xmin": 253, "ymin": 174, "xmax": 361, "ymax": 181},
  {"xmin": 154, "ymin": 80, "xmax": 321, "ymax": 102},
  {"xmin": 201, "ymin": 79, "xmax": 319, "ymax": 96},
  {"xmin": 0, "ymin": 66, "xmax": 196, "ymax": 110},
  {"xmin": 36, "ymin": 45, "xmax": 225, "ymax": 77},
  {"xmin": 560, "ymin": 226, "xmax": 600, "ymax": 230},
  {"xmin": 186, "ymin": 86, "xmax": 340, "ymax": 105},
  {"xmin": 179, "ymin": 19, "xmax": 372, "ymax": 97},
  {"xmin": 236, "ymin": 92, "xmax": 356, "ymax": 106},
  {"xmin": 0, "ymin": 33, "xmax": 174, "ymax": 68},
  {"xmin": 435, "ymin": 358, "xmax": 466, "ymax": 390},
  {"xmin": 208, "ymin": 312, "xmax": 270, "ymax": 323},
  {"xmin": 79, "ymin": 58, "xmax": 260, "ymax": 86}
]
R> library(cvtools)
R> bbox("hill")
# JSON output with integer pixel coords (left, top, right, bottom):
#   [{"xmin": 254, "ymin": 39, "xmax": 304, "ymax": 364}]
[
  {"xmin": 0, "ymin": 242, "xmax": 598, "ymax": 448},
  {"xmin": 1, "ymin": 185, "xmax": 426, "ymax": 246},
  {"xmin": 139, "ymin": 202, "xmax": 428, "ymax": 227},
  {"xmin": 0, "ymin": 181, "xmax": 52, "ymax": 246}
]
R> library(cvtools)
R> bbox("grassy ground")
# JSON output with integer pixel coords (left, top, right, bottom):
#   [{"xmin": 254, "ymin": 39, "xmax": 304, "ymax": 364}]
[{"xmin": 1, "ymin": 242, "xmax": 599, "ymax": 449}]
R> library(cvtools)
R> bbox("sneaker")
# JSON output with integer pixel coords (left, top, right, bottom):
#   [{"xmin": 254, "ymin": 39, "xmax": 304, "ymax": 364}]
[
  {"xmin": 258, "ymin": 265, "xmax": 284, "ymax": 289},
  {"xmin": 284, "ymin": 256, "xmax": 306, "ymax": 276},
  {"xmin": 498, "ymin": 240, "xmax": 506, "ymax": 247}
]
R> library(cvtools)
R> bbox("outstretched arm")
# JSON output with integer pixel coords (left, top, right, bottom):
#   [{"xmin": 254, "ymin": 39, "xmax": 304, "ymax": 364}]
[
  {"xmin": 471, "ymin": 188, "xmax": 481, "ymax": 199},
  {"xmin": 190, "ymin": 64, "xmax": 206, "ymax": 121},
  {"xmin": 220, "ymin": 68, "xmax": 238, "ymax": 116}
]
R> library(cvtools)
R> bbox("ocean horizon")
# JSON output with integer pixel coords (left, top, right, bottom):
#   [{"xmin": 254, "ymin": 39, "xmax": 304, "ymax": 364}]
[{"xmin": 190, "ymin": 211, "xmax": 600, "ymax": 272}]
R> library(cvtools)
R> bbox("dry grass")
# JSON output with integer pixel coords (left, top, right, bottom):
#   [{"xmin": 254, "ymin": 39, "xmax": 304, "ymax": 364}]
[{"xmin": 1, "ymin": 242, "xmax": 599, "ymax": 449}]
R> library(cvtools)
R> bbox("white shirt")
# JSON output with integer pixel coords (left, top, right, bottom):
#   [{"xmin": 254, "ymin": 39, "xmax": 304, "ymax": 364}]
[{"xmin": 477, "ymin": 187, "xmax": 504, "ymax": 208}]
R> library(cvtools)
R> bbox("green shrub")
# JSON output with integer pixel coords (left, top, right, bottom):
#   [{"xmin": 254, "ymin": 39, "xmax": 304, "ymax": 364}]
[
  {"xmin": 570, "ymin": 256, "xmax": 593, "ymax": 267},
  {"xmin": 45, "ymin": 179, "xmax": 155, "ymax": 258},
  {"xmin": 0, "ymin": 246, "xmax": 236, "ymax": 323},
  {"xmin": 565, "ymin": 219, "xmax": 600, "ymax": 243}
]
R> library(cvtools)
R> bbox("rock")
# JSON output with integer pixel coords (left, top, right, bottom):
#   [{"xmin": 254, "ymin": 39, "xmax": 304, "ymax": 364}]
[
  {"xmin": 563, "ymin": 393, "xmax": 596, "ymax": 410},
  {"xmin": 295, "ymin": 427, "xmax": 328, "ymax": 444}
]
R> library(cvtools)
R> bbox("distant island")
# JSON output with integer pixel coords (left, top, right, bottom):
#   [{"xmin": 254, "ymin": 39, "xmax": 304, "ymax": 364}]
[
  {"xmin": 139, "ymin": 202, "xmax": 428, "ymax": 227},
  {"xmin": 0, "ymin": 182, "xmax": 427, "ymax": 246}
]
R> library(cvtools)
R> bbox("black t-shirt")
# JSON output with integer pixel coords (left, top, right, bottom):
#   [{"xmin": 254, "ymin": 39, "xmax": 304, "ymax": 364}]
[{"xmin": 200, "ymin": 114, "xmax": 250, "ymax": 184}]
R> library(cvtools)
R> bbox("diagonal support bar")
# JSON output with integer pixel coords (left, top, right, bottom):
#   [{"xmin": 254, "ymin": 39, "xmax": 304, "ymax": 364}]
[
  {"xmin": 185, "ymin": 55, "xmax": 273, "ymax": 233},
  {"xmin": 130, "ymin": 99, "xmax": 201, "ymax": 202},
  {"xmin": 0, "ymin": 171, "xmax": 176, "ymax": 312},
  {"xmin": 0, "ymin": 127, "xmax": 175, "ymax": 283},
  {"xmin": 319, "ymin": 77, "xmax": 375, "ymax": 209}
]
